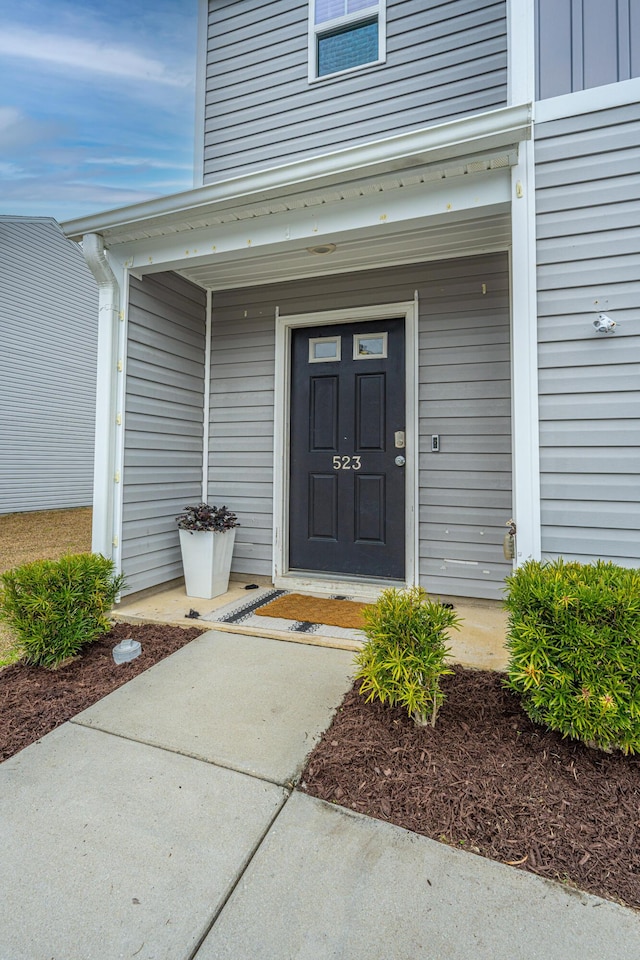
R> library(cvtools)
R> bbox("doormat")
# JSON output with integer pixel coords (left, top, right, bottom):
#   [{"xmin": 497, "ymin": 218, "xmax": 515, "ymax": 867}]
[
  {"xmin": 200, "ymin": 588, "xmax": 367, "ymax": 645},
  {"xmin": 255, "ymin": 593, "xmax": 371, "ymax": 630}
]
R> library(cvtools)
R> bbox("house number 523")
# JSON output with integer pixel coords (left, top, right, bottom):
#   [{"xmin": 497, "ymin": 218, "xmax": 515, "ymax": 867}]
[{"xmin": 332, "ymin": 455, "xmax": 362, "ymax": 470}]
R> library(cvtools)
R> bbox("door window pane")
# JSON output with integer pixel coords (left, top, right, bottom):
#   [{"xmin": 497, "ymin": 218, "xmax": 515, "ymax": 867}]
[
  {"xmin": 353, "ymin": 332, "xmax": 387, "ymax": 359},
  {"xmin": 309, "ymin": 336, "xmax": 341, "ymax": 362}
]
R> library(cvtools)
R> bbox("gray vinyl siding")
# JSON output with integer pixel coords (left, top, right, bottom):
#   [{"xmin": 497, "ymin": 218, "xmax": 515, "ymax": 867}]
[
  {"xmin": 203, "ymin": 0, "xmax": 507, "ymax": 183},
  {"xmin": 122, "ymin": 273, "xmax": 207, "ymax": 595},
  {"xmin": 0, "ymin": 217, "xmax": 98, "ymax": 515},
  {"xmin": 535, "ymin": 102, "xmax": 640, "ymax": 567},
  {"xmin": 209, "ymin": 253, "xmax": 512, "ymax": 599},
  {"xmin": 536, "ymin": 0, "xmax": 640, "ymax": 100}
]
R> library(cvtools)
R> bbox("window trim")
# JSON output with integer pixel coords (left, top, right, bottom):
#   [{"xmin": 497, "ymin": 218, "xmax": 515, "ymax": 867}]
[{"xmin": 308, "ymin": 0, "xmax": 386, "ymax": 84}]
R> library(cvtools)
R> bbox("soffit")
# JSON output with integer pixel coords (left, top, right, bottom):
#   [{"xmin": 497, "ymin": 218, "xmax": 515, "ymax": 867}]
[{"xmin": 174, "ymin": 212, "xmax": 512, "ymax": 291}]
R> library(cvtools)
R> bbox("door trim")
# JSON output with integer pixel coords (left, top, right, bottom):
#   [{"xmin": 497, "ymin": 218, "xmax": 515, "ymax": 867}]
[{"xmin": 273, "ymin": 299, "xmax": 419, "ymax": 595}]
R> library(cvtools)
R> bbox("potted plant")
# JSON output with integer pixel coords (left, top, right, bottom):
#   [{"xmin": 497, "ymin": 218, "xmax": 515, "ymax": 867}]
[{"xmin": 176, "ymin": 503, "xmax": 240, "ymax": 599}]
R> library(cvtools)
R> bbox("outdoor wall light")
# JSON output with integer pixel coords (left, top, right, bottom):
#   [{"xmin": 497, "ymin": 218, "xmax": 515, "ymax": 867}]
[
  {"xmin": 593, "ymin": 313, "xmax": 616, "ymax": 334},
  {"xmin": 307, "ymin": 243, "xmax": 337, "ymax": 255}
]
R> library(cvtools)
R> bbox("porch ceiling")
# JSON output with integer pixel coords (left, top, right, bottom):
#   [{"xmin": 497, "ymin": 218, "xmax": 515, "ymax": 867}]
[
  {"xmin": 106, "ymin": 151, "xmax": 514, "ymax": 293},
  {"xmin": 175, "ymin": 211, "xmax": 512, "ymax": 291}
]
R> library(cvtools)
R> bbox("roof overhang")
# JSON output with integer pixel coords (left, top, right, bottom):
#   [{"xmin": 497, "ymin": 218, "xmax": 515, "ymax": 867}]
[{"xmin": 62, "ymin": 104, "xmax": 531, "ymax": 250}]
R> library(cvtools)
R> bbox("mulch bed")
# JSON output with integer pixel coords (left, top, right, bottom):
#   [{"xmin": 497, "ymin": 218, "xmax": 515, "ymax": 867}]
[
  {"xmin": 300, "ymin": 666, "xmax": 640, "ymax": 911},
  {"xmin": 0, "ymin": 622, "xmax": 203, "ymax": 762}
]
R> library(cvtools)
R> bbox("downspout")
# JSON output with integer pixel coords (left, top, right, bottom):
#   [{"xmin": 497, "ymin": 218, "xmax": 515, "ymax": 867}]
[
  {"xmin": 82, "ymin": 233, "xmax": 121, "ymax": 563},
  {"xmin": 202, "ymin": 289, "xmax": 212, "ymax": 502}
]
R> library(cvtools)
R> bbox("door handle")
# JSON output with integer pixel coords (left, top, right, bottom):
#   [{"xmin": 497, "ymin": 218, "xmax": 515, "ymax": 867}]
[{"xmin": 394, "ymin": 456, "xmax": 406, "ymax": 467}]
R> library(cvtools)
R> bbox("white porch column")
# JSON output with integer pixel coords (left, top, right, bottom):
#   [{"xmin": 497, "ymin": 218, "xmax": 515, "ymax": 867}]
[
  {"xmin": 510, "ymin": 141, "xmax": 542, "ymax": 563},
  {"xmin": 508, "ymin": 0, "xmax": 541, "ymax": 562},
  {"xmin": 82, "ymin": 234, "xmax": 123, "ymax": 563}
]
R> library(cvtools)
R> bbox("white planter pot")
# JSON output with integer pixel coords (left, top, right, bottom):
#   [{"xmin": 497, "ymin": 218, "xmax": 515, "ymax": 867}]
[{"xmin": 178, "ymin": 528, "xmax": 236, "ymax": 599}]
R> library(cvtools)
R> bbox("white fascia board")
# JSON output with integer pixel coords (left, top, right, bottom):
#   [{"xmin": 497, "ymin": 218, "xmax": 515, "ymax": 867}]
[
  {"xmin": 61, "ymin": 104, "xmax": 531, "ymax": 243},
  {"xmin": 112, "ymin": 168, "xmax": 511, "ymax": 274}
]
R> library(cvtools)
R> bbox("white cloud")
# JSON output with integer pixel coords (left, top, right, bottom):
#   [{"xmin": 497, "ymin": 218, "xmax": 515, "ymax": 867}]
[
  {"xmin": 0, "ymin": 107, "xmax": 22, "ymax": 133},
  {"xmin": 0, "ymin": 26, "xmax": 191, "ymax": 87},
  {"xmin": 84, "ymin": 157, "xmax": 193, "ymax": 170},
  {"xmin": 0, "ymin": 160, "xmax": 29, "ymax": 179},
  {"xmin": 0, "ymin": 106, "xmax": 62, "ymax": 152}
]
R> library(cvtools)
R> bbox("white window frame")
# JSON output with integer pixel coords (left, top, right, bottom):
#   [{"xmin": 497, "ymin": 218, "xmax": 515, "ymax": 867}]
[{"xmin": 308, "ymin": 0, "xmax": 386, "ymax": 84}]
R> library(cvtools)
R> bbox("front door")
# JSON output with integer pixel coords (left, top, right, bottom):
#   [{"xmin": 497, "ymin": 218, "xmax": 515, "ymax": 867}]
[{"xmin": 289, "ymin": 318, "xmax": 405, "ymax": 580}]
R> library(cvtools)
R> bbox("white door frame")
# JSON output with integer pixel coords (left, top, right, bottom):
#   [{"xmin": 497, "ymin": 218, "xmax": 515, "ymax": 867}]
[{"xmin": 273, "ymin": 299, "xmax": 419, "ymax": 599}]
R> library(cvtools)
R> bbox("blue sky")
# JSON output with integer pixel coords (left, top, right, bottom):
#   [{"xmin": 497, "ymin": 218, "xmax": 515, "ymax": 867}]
[{"xmin": 0, "ymin": 0, "xmax": 198, "ymax": 222}]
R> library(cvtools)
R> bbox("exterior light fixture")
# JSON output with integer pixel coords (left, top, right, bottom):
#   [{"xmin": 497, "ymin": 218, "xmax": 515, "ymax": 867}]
[
  {"xmin": 593, "ymin": 313, "xmax": 616, "ymax": 334},
  {"xmin": 306, "ymin": 243, "xmax": 337, "ymax": 255}
]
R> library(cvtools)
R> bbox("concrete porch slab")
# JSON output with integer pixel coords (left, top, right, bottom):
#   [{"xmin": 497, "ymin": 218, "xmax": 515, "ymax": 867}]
[
  {"xmin": 73, "ymin": 630, "xmax": 355, "ymax": 785},
  {"xmin": 114, "ymin": 582, "xmax": 509, "ymax": 670},
  {"xmin": 196, "ymin": 791, "xmax": 640, "ymax": 960},
  {"xmin": 0, "ymin": 722, "xmax": 286, "ymax": 960}
]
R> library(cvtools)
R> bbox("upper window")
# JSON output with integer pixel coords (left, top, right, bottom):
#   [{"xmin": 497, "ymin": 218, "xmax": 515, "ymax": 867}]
[{"xmin": 309, "ymin": 1, "xmax": 386, "ymax": 82}]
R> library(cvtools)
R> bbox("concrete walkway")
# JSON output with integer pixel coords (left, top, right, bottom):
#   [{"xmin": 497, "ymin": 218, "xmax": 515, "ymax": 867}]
[{"xmin": 1, "ymin": 630, "xmax": 639, "ymax": 960}]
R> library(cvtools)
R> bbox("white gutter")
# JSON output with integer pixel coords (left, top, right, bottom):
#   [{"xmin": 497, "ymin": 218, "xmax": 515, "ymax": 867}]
[
  {"xmin": 82, "ymin": 233, "xmax": 120, "ymax": 562},
  {"xmin": 62, "ymin": 104, "xmax": 532, "ymax": 242}
]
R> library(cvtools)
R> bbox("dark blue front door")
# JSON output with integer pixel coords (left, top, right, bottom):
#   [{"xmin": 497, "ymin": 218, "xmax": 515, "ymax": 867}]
[{"xmin": 289, "ymin": 318, "xmax": 405, "ymax": 579}]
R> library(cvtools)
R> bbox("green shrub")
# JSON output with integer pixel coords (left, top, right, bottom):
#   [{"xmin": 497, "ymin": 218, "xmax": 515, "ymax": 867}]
[
  {"xmin": 0, "ymin": 553, "xmax": 124, "ymax": 668},
  {"xmin": 354, "ymin": 586, "xmax": 460, "ymax": 727},
  {"xmin": 504, "ymin": 558, "xmax": 640, "ymax": 754}
]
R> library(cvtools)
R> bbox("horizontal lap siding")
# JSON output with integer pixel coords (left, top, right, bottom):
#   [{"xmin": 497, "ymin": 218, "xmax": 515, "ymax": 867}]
[
  {"xmin": 535, "ymin": 103, "xmax": 640, "ymax": 567},
  {"xmin": 209, "ymin": 253, "xmax": 512, "ymax": 598},
  {"xmin": 0, "ymin": 219, "xmax": 98, "ymax": 514},
  {"xmin": 203, "ymin": 0, "xmax": 507, "ymax": 182},
  {"xmin": 122, "ymin": 274, "xmax": 206, "ymax": 594},
  {"xmin": 418, "ymin": 258, "xmax": 512, "ymax": 599},
  {"xmin": 209, "ymin": 311, "xmax": 276, "ymax": 576}
]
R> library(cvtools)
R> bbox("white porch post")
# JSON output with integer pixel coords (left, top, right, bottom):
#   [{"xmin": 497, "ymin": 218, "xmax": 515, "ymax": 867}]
[
  {"xmin": 508, "ymin": 0, "xmax": 541, "ymax": 562},
  {"xmin": 82, "ymin": 234, "xmax": 123, "ymax": 563}
]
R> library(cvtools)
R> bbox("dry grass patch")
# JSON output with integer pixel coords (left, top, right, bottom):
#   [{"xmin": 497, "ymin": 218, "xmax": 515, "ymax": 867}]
[
  {"xmin": 0, "ymin": 507, "xmax": 92, "ymax": 575},
  {"xmin": 0, "ymin": 507, "xmax": 92, "ymax": 660}
]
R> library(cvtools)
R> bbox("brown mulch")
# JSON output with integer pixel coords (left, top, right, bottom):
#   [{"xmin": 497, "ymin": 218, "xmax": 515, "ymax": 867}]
[
  {"xmin": 300, "ymin": 666, "xmax": 640, "ymax": 911},
  {"xmin": 0, "ymin": 622, "xmax": 203, "ymax": 762}
]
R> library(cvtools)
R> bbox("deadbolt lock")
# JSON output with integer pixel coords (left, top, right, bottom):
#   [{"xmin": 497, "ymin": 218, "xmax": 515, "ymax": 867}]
[{"xmin": 394, "ymin": 431, "xmax": 405, "ymax": 449}]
